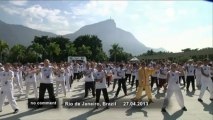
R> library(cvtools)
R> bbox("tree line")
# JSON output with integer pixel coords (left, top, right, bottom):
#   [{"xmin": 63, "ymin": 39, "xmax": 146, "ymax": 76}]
[
  {"xmin": 139, "ymin": 47, "xmax": 213, "ymax": 63},
  {"xmin": 0, "ymin": 35, "xmax": 133, "ymax": 63}
]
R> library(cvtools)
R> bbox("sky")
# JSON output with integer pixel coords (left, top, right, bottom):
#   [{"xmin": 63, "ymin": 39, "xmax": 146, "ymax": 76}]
[{"xmin": 0, "ymin": 0, "xmax": 212, "ymax": 52}]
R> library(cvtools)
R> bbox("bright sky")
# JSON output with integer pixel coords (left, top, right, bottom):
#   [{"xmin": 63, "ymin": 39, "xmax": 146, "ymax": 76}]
[{"xmin": 0, "ymin": 0, "xmax": 212, "ymax": 52}]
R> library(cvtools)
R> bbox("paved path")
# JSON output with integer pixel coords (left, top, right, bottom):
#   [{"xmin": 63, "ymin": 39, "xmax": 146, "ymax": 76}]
[{"xmin": 0, "ymin": 79, "xmax": 212, "ymax": 120}]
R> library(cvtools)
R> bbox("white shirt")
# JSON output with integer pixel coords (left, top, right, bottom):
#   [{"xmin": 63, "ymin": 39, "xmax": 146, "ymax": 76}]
[
  {"xmin": 25, "ymin": 71, "xmax": 36, "ymax": 83},
  {"xmin": 195, "ymin": 67, "xmax": 202, "ymax": 76},
  {"xmin": 94, "ymin": 70, "xmax": 107, "ymax": 89},
  {"xmin": 69, "ymin": 65, "xmax": 73, "ymax": 76},
  {"xmin": 55, "ymin": 68, "xmax": 65, "ymax": 81},
  {"xmin": 125, "ymin": 67, "xmax": 132, "ymax": 74},
  {"xmin": 186, "ymin": 64, "xmax": 195, "ymax": 76},
  {"xmin": 41, "ymin": 66, "xmax": 54, "ymax": 83},
  {"xmin": 158, "ymin": 67, "xmax": 168, "ymax": 79},
  {"xmin": 168, "ymin": 71, "xmax": 180, "ymax": 88},
  {"xmin": 64, "ymin": 67, "xmax": 70, "ymax": 77},
  {"xmin": 0, "ymin": 70, "xmax": 14, "ymax": 90},
  {"xmin": 112, "ymin": 67, "xmax": 118, "ymax": 79},
  {"xmin": 79, "ymin": 64, "xmax": 84, "ymax": 72},
  {"xmin": 117, "ymin": 68, "xmax": 126, "ymax": 79},
  {"xmin": 201, "ymin": 65, "xmax": 211, "ymax": 78},
  {"xmin": 151, "ymin": 70, "xmax": 159, "ymax": 77},
  {"xmin": 73, "ymin": 65, "xmax": 79, "ymax": 73},
  {"xmin": 135, "ymin": 70, "xmax": 139, "ymax": 80},
  {"xmin": 0, "ymin": 67, "xmax": 4, "ymax": 71},
  {"xmin": 105, "ymin": 67, "xmax": 112, "ymax": 76},
  {"xmin": 13, "ymin": 69, "xmax": 20, "ymax": 80},
  {"xmin": 132, "ymin": 68, "xmax": 137, "ymax": 76},
  {"xmin": 84, "ymin": 68, "xmax": 94, "ymax": 82},
  {"xmin": 36, "ymin": 72, "xmax": 42, "ymax": 81}
]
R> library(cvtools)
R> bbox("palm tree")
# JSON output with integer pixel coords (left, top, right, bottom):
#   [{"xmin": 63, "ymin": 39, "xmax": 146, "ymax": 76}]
[
  {"xmin": 109, "ymin": 43, "xmax": 123, "ymax": 62},
  {"xmin": 0, "ymin": 40, "xmax": 9, "ymax": 62}
]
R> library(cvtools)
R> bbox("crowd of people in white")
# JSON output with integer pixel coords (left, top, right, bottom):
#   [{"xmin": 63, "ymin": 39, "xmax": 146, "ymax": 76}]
[{"xmin": 0, "ymin": 58, "xmax": 213, "ymax": 113}]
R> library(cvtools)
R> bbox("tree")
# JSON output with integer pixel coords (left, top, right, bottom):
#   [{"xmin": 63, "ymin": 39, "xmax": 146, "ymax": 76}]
[
  {"xmin": 181, "ymin": 48, "xmax": 191, "ymax": 52},
  {"xmin": 28, "ymin": 43, "xmax": 44, "ymax": 62},
  {"xmin": 73, "ymin": 35, "xmax": 104, "ymax": 61},
  {"xmin": 26, "ymin": 50, "xmax": 37, "ymax": 63},
  {"xmin": 46, "ymin": 42, "xmax": 61, "ymax": 61},
  {"xmin": 0, "ymin": 40, "xmax": 9, "ymax": 63},
  {"xmin": 33, "ymin": 36, "xmax": 50, "ymax": 48},
  {"xmin": 109, "ymin": 43, "xmax": 123, "ymax": 62},
  {"xmin": 94, "ymin": 47, "xmax": 108, "ymax": 62},
  {"xmin": 50, "ymin": 36, "xmax": 71, "ymax": 49},
  {"xmin": 147, "ymin": 49, "xmax": 155, "ymax": 55},
  {"xmin": 77, "ymin": 45, "xmax": 92, "ymax": 59},
  {"xmin": 66, "ymin": 43, "xmax": 77, "ymax": 56},
  {"xmin": 9, "ymin": 44, "xmax": 26, "ymax": 63}
]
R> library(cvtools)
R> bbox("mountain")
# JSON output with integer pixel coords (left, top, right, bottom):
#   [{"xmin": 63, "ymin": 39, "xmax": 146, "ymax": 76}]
[
  {"xmin": 64, "ymin": 19, "xmax": 164, "ymax": 55},
  {"xmin": 0, "ymin": 20, "xmax": 56, "ymax": 47},
  {"xmin": 0, "ymin": 19, "xmax": 165, "ymax": 55}
]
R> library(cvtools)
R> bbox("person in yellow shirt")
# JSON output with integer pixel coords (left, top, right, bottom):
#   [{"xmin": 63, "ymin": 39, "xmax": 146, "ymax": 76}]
[{"xmin": 131, "ymin": 61, "xmax": 155, "ymax": 103}]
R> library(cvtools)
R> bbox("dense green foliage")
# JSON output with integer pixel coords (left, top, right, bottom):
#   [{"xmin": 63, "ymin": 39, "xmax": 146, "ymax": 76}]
[
  {"xmin": 1, "ymin": 35, "xmax": 212, "ymax": 64},
  {"xmin": 0, "ymin": 35, "xmax": 132, "ymax": 63},
  {"xmin": 139, "ymin": 48, "xmax": 213, "ymax": 63}
]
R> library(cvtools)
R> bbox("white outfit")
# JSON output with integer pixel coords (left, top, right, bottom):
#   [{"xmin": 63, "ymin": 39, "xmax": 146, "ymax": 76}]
[
  {"xmin": 125, "ymin": 67, "xmax": 132, "ymax": 74},
  {"xmin": 195, "ymin": 67, "xmax": 202, "ymax": 87},
  {"xmin": 36, "ymin": 72, "xmax": 42, "ymax": 88},
  {"xmin": 40, "ymin": 66, "xmax": 54, "ymax": 84},
  {"xmin": 13, "ymin": 69, "xmax": 23, "ymax": 93},
  {"xmin": 64, "ymin": 68, "xmax": 71, "ymax": 91},
  {"xmin": 186, "ymin": 64, "xmax": 195, "ymax": 76},
  {"xmin": 135, "ymin": 69, "xmax": 139, "ymax": 80},
  {"xmin": 69, "ymin": 65, "xmax": 74, "ymax": 77},
  {"xmin": 94, "ymin": 70, "xmax": 107, "ymax": 89},
  {"xmin": 0, "ymin": 70, "xmax": 19, "ymax": 111},
  {"xmin": 163, "ymin": 71, "xmax": 185, "ymax": 108},
  {"xmin": 84, "ymin": 68, "xmax": 94, "ymax": 82},
  {"xmin": 199, "ymin": 65, "xmax": 213, "ymax": 99},
  {"xmin": 55, "ymin": 68, "xmax": 66, "ymax": 96},
  {"xmin": 105, "ymin": 67, "xmax": 112, "ymax": 76},
  {"xmin": 112, "ymin": 67, "xmax": 119, "ymax": 80},
  {"xmin": 117, "ymin": 68, "xmax": 126, "ymax": 79},
  {"xmin": 19, "ymin": 67, "xmax": 24, "ymax": 88},
  {"xmin": 132, "ymin": 68, "xmax": 137, "ymax": 77},
  {"xmin": 158, "ymin": 67, "xmax": 168, "ymax": 79},
  {"xmin": 25, "ymin": 70, "xmax": 38, "ymax": 98}
]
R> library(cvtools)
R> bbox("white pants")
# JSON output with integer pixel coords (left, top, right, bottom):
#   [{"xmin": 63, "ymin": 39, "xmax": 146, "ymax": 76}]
[
  {"xmin": 163, "ymin": 85, "xmax": 184, "ymax": 108},
  {"xmin": 65, "ymin": 76, "xmax": 71, "ymax": 91},
  {"xmin": 25, "ymin": 82, "xmax": 38, "ymax": 98},
  {"xmin": 19, "ymin": 74, "xmax": 24, "ymax": 88},
  {"xmin": 196, "ymin": 74, "xmax": 202, "ymax": 87},
  {"xmin": 0, "ymin": 88, "xmax": 19, "ymax": 111},
  {"xmin": 13, "ymin": 78, "xmax": 22, "ymax": 92},
  {"xmin": 199, "ymin": 77, "xmax": 213, "ymax": 99},
  {"xmin": 55, "ymin": 81, "xmax": 66, "ymax": 96},
  {"xmin": 36, "ymin": 79, "xmax": 40, "ymax": 88}
]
